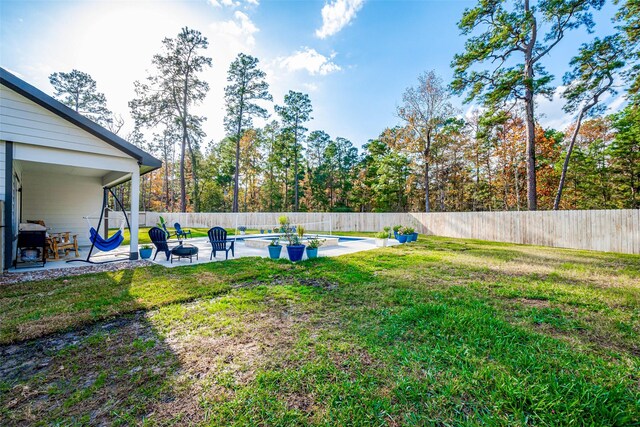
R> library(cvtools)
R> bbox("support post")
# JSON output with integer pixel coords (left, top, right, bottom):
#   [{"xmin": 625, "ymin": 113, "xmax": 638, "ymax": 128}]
[
  {"xmin": 104, "ymin": 207, "xmax": 109, "ymax": 238},
  {"xmin": 4, "ymin": 142, "xmax": 13, "ymax": 270},
  {"xmin": 129, "ymin": 168, "xmax": 140, "ymax": 260}
]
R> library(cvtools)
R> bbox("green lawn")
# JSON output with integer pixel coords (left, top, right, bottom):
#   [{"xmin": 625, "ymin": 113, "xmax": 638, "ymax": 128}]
[{"xmin": 1, "ymin": 237, "xmax": 638, "ymax": 426}]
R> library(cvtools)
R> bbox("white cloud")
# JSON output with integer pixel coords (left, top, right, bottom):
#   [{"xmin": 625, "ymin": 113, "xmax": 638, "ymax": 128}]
[
  {"xmin": 303, "ymin": 82, "xmax": 319, "ymax": 92},
  {"xmin": 537, "ymin": 84, "xmax": 628, "ymax": 132},
  {"xmin": 207, "ymin": 0, "xmax": 258, "ymax": 8},
  {"xmin": 209, "ymin": 11, "xmax": 258, "ymax": 47},
  {"xmin": 315, "ymin": 0, "xmax": 365, "ymax": 39},
  {"xmin": 278, "ymin": 47, "xmax": 341, "ymax": 76}
]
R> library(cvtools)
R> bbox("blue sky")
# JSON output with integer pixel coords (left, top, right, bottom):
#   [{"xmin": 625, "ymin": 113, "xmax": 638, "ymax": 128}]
[{"xmin": 0, "ymin": 0, "xmax": 621, "ymax": 148}]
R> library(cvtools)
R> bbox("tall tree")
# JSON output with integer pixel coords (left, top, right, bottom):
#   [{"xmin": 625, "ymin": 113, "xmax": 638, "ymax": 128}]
[
  {"xmin": 49, "ymin": 69, "xmax": 114, "ymax": 128},
  {"xmin": 554, "ymin": 35, "xmax": 625, "ymax": 209},
  {"xmin": 609, "ymin": 105, "xmax": 640, "ymax": 208},
  {"xmin": 615, "ymin": 0, "xmax": 640, "ymax": 99},
  {"xmin": 261, "ymin": 121, "xmax": 282, "ymax": 211},
  {"xmin": 275, "ymin": 91, "xmax": 312, "ymax": 211},
  {"xmin": 224, "ymin": 53, "xmax": 272, "ymax": 212},
  {"xmin": 130, "ymin": 27, "xmax": 212, "ymax": 212},
  {"xmin": 398, "ymin": 71, "xmax": 455, "ymax": 212},
  {"xmin": 451, "ymin": 0, "xmax": 605, "ymax": 210},
  {"xmin": 306, "ymin": 130, "xmax": 331, "ymax": 210}
]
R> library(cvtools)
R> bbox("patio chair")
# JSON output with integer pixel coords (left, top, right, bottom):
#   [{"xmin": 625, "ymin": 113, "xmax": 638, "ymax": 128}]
[
  {"xmin": 207, "ymin": 227, "xmax": 235, "ymax": 260},
  {"xmin": 161, "ymin": 222, "xmax": 175, "ymax": 239},
  {"xmin": 149, "ymin": 226, "xmax": 175, "ymax": 261},
  {"xmin": 174, "ymin": 222, "xmax": 192, "ymax": 239}
]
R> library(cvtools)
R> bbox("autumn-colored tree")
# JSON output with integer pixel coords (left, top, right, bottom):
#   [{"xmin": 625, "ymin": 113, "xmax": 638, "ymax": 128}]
[
  {"xmin": 398, "ymin": 71, "xmax": 455, "ymax": 212},
  {"xmin": 452, "ymin": 0, "xmax": 606, "ymax": 210}
]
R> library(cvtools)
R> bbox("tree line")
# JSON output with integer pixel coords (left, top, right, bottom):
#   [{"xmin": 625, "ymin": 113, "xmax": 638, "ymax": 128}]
[{"xmin": 48, "ymin": 0, "xmax": 639, "ymax": 212}]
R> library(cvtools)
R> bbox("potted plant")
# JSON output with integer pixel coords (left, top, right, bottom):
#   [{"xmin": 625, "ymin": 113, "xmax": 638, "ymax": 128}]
[
  {"xmin": 396, "ymin": 227, "xmax": 408, "ymax": 244},
  {"xmin": 286, "ymin": 235, "xmax": 306, "ymax": 262},
  {"xmin": 260, "ymin": 228, "xmax": 265, "ymax": 234},
  {"xmin": 375, "ymin": 231, "xmax": 388, "ymax": 247},
  {"xmin": 383, "ymin": 226, "xmax": 392, "ymax": 239},
  {"xmin": 405, "ymin": 227, "xmax": 415, "ymax": 242},
  {"xmin": 272, "ymin": 227, "xmax": 279, "ymax": 234},
  {"xmin": 412, "ymin": 230, "xmax": 419, "ymax": 242},
  {"xmin": 157, "ymin": 216, "xmax": 171, "ymax": 238},
  {"xmin": 139, "ymin": 244, "xmax": 153, "ymax": 259},
  {"xmin": 306, "ymin": 236, "xmax": 323, "ymax": 259},
  {"xmin": 238, "ymin": 226, "xmax": 247, "ymax": 235},
  {"xmin": 393, "ymin": 225, "xmax": 402, "ymax": 239},
  {"xmin": 281, "ymin": 217, "xmax": 305, "ymax": 262},
  {"xmin": 268, "ymin": 237, "xmax": 282, "ymax": 259},
  {"xmin": 279, "ymin": 215, "xmax": 289, "ymax": 233}
]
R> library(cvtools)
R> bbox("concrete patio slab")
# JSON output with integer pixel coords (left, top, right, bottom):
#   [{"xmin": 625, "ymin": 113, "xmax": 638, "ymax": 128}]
[{"xmin": 4, "ymin": 234, "xmax": 401, "ymax": 275}]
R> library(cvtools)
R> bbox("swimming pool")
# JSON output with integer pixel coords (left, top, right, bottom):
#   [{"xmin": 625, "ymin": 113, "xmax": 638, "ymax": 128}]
[{"xmin": 235, "ymin": 234, "xmax": 367, "ymax": 243}]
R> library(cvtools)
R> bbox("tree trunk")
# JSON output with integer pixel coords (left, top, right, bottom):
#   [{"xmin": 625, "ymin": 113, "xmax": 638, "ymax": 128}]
[
  {"xmin": 515, "ymin": 157, "xmax": 521, "ymax": 210},
  {"xmin": 233, "ymin": 99, "xmax": 244, "ymax": 213},
  {"xmin": 554, "ymin": 111, "xmax": 585, "ymax": 210},
  {"xmin": 179, "ymin": 135, "xmax": 186, "ymax": 212},
  {"xmin": 293, "ymin": 119, "xmax": 299, "ymax": 212},
  {"xmin": 163, "ymin": 143, "xmax": 170, "ymax": 211},
  {"xmin": 523, "ymin": 0, "xmax": 538, "ymax": 211},
  {"xmin": 424, "ymin": 160, "xmax": 430, "ymax": 213},
  {"xmin": 424, "ymin": 136, "xmax": 431, "ymax": 213},
  {"xmin": 186, "ymin": 135, "xmax": 200, "ymax": 212},
  {"xmin": 180, "ymin": 75, "xmax": 189, "ymax": 213}
]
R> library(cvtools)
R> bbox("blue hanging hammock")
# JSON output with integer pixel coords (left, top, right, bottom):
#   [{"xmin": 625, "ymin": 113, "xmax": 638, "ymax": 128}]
[
  {"xmin": 68, "ymin": 188, "xmax": 131, "ymax": 265},
  {"xmin": 89, "ymin": 227, "xmax": 124, "ymax": 251}
]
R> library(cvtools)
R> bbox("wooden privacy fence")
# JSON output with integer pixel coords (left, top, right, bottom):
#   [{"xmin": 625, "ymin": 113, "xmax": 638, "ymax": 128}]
[{"xmin": 141, "ymin": 210, "xmax": 639, "ymax": 255}]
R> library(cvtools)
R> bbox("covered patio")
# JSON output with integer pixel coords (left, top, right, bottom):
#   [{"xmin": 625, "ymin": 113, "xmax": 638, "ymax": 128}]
[{"xmin": 0, "ymin": 67, "xmax": 161, "ymax": 270}]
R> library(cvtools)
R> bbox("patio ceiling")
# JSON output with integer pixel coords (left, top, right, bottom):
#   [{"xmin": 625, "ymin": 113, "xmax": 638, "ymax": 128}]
[{"xmin": 19, "ymin": 159, "xmax": 113, "ymax": 177}]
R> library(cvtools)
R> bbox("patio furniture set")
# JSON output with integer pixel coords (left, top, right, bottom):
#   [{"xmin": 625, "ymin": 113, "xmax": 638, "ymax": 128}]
[
  {"xmin": 15, "ymin": 221, "xmax": 79, "ymax": 268},
  {"xmin": 148, "ymin": 223, "xmax": 234, "ymax": 264}
]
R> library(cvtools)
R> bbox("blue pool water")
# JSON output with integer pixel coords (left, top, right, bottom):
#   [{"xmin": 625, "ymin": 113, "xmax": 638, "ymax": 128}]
[{"xmin": 234, "ymin": 234, "xmax": 366, "ymax": 243}]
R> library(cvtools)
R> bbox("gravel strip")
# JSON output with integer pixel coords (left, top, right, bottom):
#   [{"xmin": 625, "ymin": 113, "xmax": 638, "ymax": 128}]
[{"xmin": 0, "ymin": 260, "xmax": 154, "ymax": 286}]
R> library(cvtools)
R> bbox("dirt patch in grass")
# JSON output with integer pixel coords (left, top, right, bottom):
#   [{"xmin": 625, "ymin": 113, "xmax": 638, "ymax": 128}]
[
  {"xmin": 1, "ymin": 312, "xmax": 174, "ymax": 426},
  {"xmin": 15, "ymin": 311, "xmax": 94, "ymax": 343},
  {"xmin": 146, "ymin": 299, "xmax": 316, "ymax": 424},
  {"xmin": 515, "ymin": 297, "xmax": 551, "ymax": 308},
  {"xmin": 233, "ymin": 275, "xmax": 338, "ymax": 291},
  {"xmin": 1, "ymin": 295, "xmax": 316, "ymax": 426}
]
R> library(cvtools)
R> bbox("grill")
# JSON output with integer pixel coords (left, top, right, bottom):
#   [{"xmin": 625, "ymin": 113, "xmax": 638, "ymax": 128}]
[{"xmin": 17, "ymin": 230, "xmax": 47, "ymax": 268}]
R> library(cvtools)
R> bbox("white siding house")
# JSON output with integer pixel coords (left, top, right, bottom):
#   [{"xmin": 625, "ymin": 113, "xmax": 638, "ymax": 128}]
[{"xmin": 0, "ymin": 68, "xmax": 161, "ymax": 270}]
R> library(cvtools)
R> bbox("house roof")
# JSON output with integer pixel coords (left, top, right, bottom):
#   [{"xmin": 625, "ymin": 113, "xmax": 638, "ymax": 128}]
[{"xmin": 0, "ymin": 67, "xmax": 162, "ymax": 175}]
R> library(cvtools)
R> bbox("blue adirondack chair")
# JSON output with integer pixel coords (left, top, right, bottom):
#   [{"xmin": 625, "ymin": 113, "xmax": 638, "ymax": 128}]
[
  {"xmin": 174, "ymin": 222, "xmax": 192, "ymax": 239},
  {"xmin": 149, "ymin": 227, "xmax": 174, "ymax": 261},
  {"xmin": 207, "ymin": 227, "xmax": 235, "ymax": 260}
]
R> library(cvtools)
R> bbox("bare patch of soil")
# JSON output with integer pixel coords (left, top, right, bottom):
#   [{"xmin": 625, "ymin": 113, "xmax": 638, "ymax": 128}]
[
  {"xmin": 515, "ymin": 298, "xmax": 551, "ymax": 308},
  {"xmin": 233, "ymin": 275, "xmax": 338, "ymax": 291},
  {"xmin": 1, "ymin": 311, "xmax": 174, "ymax": 426}
]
